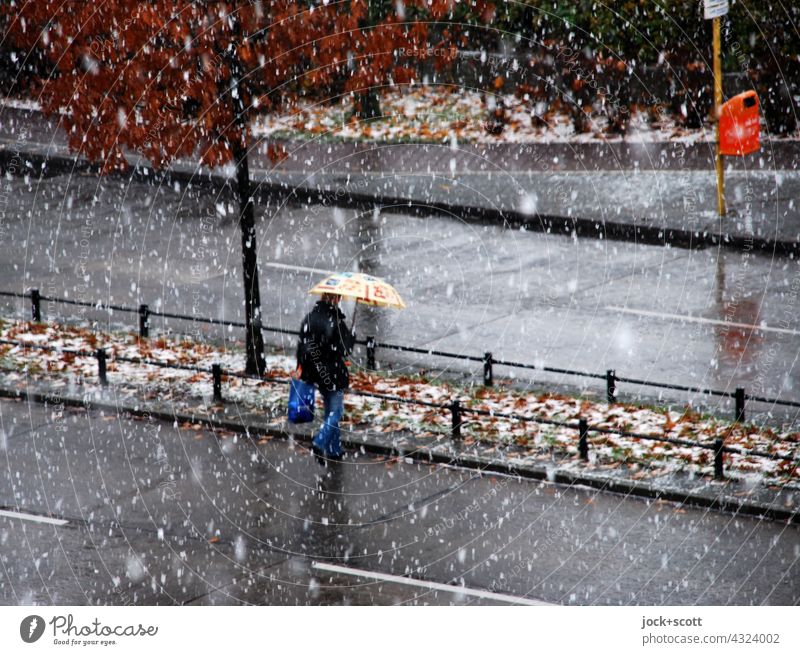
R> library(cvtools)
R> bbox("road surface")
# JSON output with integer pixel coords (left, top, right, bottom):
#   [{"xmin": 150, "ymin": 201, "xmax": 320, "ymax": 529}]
[
  {"xmin": 0, "ymin": 169, "xmax": 799, "ymax": 425},
  {"xmin": 0, "ymin": 397, "xmax": 797, "ymax": 605}
]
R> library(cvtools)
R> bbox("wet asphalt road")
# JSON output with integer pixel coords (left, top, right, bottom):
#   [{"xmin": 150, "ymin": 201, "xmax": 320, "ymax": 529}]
[
  {"xmin": 0, "ymin": 396, "xmax": 798, "ymax": 606},
  {"xmin": 0, "ymin": 171, "xmax": 799, "ymax": 426}
]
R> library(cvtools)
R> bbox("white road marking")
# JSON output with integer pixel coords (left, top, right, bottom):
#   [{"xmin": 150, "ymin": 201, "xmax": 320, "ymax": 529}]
[
  {"xmin": 0, "ymin": 509, "xmax": 69, "ymax": 526},
  {"xmin": 263, "ymin": 262, "xmax": 336, "ymax": 275},
  {"xmin": 605, "ymin": 305, "xmax": 800, "ymax": 337},
  {"xmin": 312, "ymin": 561, "xmax": 552, "ymax": 605}
]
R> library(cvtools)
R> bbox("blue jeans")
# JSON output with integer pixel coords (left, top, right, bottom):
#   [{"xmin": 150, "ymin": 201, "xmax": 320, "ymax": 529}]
[{"xmin": 312, "ymin": 390, "xmax": 345, "ymax": 458}]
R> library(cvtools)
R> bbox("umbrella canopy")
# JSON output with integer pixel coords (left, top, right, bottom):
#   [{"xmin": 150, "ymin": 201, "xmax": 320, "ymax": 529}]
[{"xmin": 308, "ymin": 272, "xmax": 406, "ymax": 309}]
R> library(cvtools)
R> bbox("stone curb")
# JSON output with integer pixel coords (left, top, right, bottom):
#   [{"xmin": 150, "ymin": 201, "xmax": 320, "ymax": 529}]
[{"xmin": 1, "ymin": 377, "xmax": 796, "ymax": 525}]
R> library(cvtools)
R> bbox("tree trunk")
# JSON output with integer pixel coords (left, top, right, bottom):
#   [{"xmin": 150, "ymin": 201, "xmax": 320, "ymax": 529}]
[
  {"xmin": 233, "ymin": 142, "xmax": 267, "ymax": 376},
  {"xmin": 228, "ymin": 40, "xmax": 266, "ymax": 376},
  {"xmin": 351, "ymin": 1, "xmax": 382, "ymax": 122},
  {"xmin": 355, "ymin": 90, "xmax": 381, "ymax": 120}
]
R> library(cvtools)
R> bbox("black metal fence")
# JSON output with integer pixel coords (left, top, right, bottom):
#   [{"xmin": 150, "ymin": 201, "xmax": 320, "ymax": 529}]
[
  {"xmin": 0, "ymin": 333, "xmax": 796, "ymax": 481},
  {"xmin": 0, "ymin": 287, "xmax": 798, "ymax": 480},
  {"xmin": 4, "ymin": 287, "xmax": 800, "ymax": 424}
]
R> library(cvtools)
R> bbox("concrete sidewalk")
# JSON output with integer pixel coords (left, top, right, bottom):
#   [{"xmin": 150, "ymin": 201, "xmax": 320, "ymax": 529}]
[
  {"xmin": 1, "ymin": 104, "xmax": 798, "ymax": 255},
  {"xmin": 257, "ymin": 166, "xmax": 800, "ymax": 255}
]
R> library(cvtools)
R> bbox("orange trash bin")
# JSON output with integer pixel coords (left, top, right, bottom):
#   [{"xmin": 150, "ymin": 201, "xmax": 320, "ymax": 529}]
[{"xmin": 719, "ymin": 91, "xmax": 760, "ymax": 156}]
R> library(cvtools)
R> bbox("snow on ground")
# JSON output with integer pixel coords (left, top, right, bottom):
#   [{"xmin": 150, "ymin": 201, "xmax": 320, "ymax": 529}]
[
  {"xmin": 250, "ymin": 86, "xmax": 702, "ymax": 144},
  {"xmin": 251, "ymin": 86, "xmax": 797, "ymax": 145},
  {"xmin": 1, "ymin": 97, "xmax": 42, "ymax": 112},
  {"xmin": 0, "ymin": 318, "xmax": 797, "ymax": 487},
  {"xmin": 8, "ymin": 87, "xmax": 796, "ymax": 147}
]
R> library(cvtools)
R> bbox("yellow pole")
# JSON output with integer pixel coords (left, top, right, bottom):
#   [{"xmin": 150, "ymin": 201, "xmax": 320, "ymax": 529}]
[{"xmin": 713, "ymin": 17, "xmax": 726, "ymax": 216}]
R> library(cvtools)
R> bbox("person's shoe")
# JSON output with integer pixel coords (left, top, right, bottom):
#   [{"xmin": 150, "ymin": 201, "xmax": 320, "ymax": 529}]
[{"xmin": 311, "ymin": 444, "xmax": 327, "ymax": 466}]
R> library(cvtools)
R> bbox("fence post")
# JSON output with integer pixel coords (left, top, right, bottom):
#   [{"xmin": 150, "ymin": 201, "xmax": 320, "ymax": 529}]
[
  {"xmin": 212, "ymin": 364, "xmax": 223, "ymax": 403},
  {"xmin": 483, "ymin": 352, "xmax": 493, "ymax": 387},
  {"xmin": 30, "ymin": 288, "xmax": 41, "ymax": 322},
  {"xmin": 96, "ymin": 348, "xmax": 107, "ymax": 386},
  {"xmin": 606, "ymin": 369, "xmax": 616, "ymax": 404},
  {"xmin": 451, "ymin": 399, "xmax": 462, "ymax": 440},
  {"xmin": 714, "ymin": 438, "xmax": 724, "ymax": 479},
  {"xmin": 734, "ymin": 387, "xmax": 746, "ymax": 423},
  {"xmin": 578, "ymin": 418, "xmax": 589, "ymax": 461},
  {"xmin": 139, "ymin": 304, "xmax": 150, "ymax": 339},
  {"xmin": 366, "ymin": 336, "xmax": 376, "ymax": 370}
]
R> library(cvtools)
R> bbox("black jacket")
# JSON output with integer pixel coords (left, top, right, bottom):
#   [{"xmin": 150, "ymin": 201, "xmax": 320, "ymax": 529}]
[{"xmin": 296, "ymin": 301, "xmax": 355, "ymax": 392}]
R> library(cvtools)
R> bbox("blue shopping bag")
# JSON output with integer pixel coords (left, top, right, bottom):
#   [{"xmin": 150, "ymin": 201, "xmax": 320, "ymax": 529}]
[{"xmin": 288, "ymin": 378, "xmax": 315, "ymax": 423}]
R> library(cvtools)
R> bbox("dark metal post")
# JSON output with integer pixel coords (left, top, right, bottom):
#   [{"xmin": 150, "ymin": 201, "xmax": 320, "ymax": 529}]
[
  {"xmin": 451, "ymin": 400, "xmax": 462, "ymax": 440},
  {"xmin": 30, "ymin": 288, "xmax": 41, "ymax": 322},
  {"xmin": 227, "ymin": 21, "xmax": 266, "ymax": 377},
  {"xmin": 212, "ymin": 364, "xmax": 223, "ymax": 403},
  {"xmin": 735, "ymin": 387, "xmax": 745, "ymax": 423},
  {"xmin": 139, "ymin": 304, "xmax": 150, "ymax": 339},
  {"xmin": 606, "ymin": 369, "xmax": 616, "ymax": 404},
  {"xmin": 366, "ymin": 336, "xmax": 376, "ymax": 370},
  {"xmin": 96, "ymin": 348, "xmax": 107, "ymax": 386},
  {"xmin": 483, "ymin": 352, "xmax": 493, "ymax": 387},
  {"xmin": 714, "ymin": 438, "xmax": 724, "ymax": 479},
  {"xmin": 578, "ymin": 418, "xmax": 589, "ymax": 461}
]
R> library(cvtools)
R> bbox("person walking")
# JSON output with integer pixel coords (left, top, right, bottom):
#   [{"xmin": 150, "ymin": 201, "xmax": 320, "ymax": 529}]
[{"xmin": 296, "ymin": 293, "xmax": 355, "ymax": 463}]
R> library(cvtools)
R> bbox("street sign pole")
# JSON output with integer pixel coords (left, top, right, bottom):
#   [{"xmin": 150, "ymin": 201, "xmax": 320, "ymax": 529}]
[
  {"xmin": 705, "ymin": 0, "xmax": 729, "ymax": 216},
  {"xmin": 713, "ymin": 16, "xmax": 726, "ymax": 216}
]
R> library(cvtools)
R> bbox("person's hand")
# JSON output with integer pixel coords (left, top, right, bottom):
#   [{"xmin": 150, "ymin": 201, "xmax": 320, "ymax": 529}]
[{"xmin": 291, "ymin": 367, "xmax": 301, "ymax": 380}]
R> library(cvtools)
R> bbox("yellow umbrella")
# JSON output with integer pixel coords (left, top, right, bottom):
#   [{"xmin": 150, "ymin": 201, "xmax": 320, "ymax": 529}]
[{"xmin": 309, "ymin": 272, "xmax": 406, "ymax": 309}]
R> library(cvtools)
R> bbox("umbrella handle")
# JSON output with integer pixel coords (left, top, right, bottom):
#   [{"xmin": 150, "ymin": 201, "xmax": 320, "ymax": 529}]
[{"xmin": 350, "ymin": 302, "xmax": 358, "ymax": 332}]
